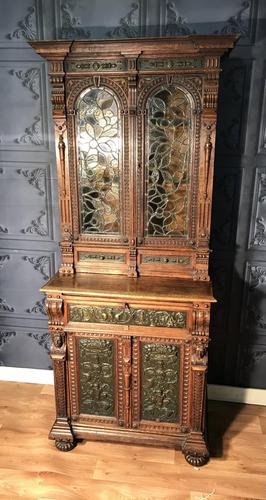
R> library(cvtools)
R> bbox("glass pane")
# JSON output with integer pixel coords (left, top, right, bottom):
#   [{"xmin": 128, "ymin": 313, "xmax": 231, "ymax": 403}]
[
  {"xmin": 76, "ymin": 87, "xmax": 121, "ymax": 234},
  {"xmin": 145, "ymin": 85, "xmax": 192, "ymax": 237}
]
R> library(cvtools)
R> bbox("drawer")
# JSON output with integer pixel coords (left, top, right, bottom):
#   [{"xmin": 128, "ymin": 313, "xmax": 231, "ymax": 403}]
[
  {"xmin": 74, "ymin": 246, "xmax": 129, "ymax": 275},
  {"xmin": 137, "ymin": 250, "xmax": 194, "ymax": 278},
  {"xmin": 67, "ymin": 302, "xmax": 189, "ymax": 331}
]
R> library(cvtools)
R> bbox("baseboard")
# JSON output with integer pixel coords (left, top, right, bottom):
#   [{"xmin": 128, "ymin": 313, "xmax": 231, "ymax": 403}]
[
  {"xmin": 0, "ymin": 367, "xmax": 265, "ymax": 405},
  {"xmin": 207, "ymin": 384, "xmax": 266, "ymax": 406},
  {"xmin": 0, "ymin": 367, "xmax": 54, "ymax": 385}
]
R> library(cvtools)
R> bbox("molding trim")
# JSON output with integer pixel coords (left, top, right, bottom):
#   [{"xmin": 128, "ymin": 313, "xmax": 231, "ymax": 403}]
[
  {"xmin": 0, "ymin": 369, "xmax": 265, "ymax": 405},
  {"xmin": 207, "ymin": 384, "xmax": 266, "ymax": 406},
  {"xmin": 0, "ymin": 367, "xmax": 54, "ymax": 385}
]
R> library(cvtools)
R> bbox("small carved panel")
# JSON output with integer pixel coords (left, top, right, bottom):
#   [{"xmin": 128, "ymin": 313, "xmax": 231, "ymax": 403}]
[
  {"xmin": 79, "ymin": 252, "xmax": 125, "ymax": 262},
  {"xmin": 138, "ymin": 59, "xmax": 203, "ymax": 71},
  {"xmin": 69, "ymin": 305, "xmax": 187, "ymax": 328},
  {"xmin": 78, "ymin": 337, "xmax": 115, "ymax": 416},
  {"xmin": 249, "ymin": 170, "xmax": 266, "ymax": 248},
  {"xmin": 66, "ymin": 60, "xmax": 127, "ymax": 72},
  {"xmin": 141, "ymin": 342, "xmax": 180, "ymax": 422},
  {"xmin": 142, "ymin": 255, "xmax": 191, "ymax": 265}
]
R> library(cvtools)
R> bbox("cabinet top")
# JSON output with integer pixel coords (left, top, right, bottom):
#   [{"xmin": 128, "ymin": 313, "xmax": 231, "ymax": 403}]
[
  {"xmin": 41, "ymin": 273, "xmax": 216, "ymax": 303},
  {"xmin": 30, "ymin": 35, "xmax": 238, "ymax": 60}
]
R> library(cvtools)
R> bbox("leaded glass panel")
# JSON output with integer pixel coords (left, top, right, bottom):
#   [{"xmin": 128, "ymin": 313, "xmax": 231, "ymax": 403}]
[
  {"xmin": 145, "ymin": 85, "xmax": 192, "ymax": 237},
  {"xmin": 76, "ymin": 87, "xmax": 121, "ymax": 234}
]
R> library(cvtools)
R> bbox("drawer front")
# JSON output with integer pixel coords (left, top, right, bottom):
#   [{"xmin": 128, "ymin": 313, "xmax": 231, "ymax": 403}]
[
  {"xmin": 68, "ymin": 304, "xmax": 187, "ymax": 329},
  {"xmin": 137, "ymin": 250, "xmax": 194, "ymax": 278}
]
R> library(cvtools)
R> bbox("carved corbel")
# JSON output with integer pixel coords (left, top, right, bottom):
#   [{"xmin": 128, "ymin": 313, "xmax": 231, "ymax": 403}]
[
  {"xmin": 46, "ymin": 296, "xmax": 64, "ymax": 330},
  {"xmin": 191, "ymin": 338, "xmax": 209, "ymax": 369},
  {"xmin": 192, "ymin": 304, "xmax": 210, "ymax": 336}
]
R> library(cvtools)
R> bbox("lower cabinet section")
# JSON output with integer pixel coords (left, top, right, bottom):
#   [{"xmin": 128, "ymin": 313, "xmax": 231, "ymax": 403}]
[
  {"xmin": 68, "ymin": 332, "xmax": 188, "ymax": 434},
  {"xmin": 45, "ymin": 290, "xmax": 212, "ymax": 467}
]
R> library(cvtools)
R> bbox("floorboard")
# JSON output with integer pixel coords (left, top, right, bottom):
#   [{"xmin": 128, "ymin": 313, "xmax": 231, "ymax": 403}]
[{"xmin": 0, "ymin": 381, "xmax": 265, "ymax": 499}]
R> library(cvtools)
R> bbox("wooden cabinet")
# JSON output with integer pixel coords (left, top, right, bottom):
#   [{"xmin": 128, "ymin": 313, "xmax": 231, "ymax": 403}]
[{"xmin": 31, "ymin": 36, "xmax": 237, "ymax": 466}]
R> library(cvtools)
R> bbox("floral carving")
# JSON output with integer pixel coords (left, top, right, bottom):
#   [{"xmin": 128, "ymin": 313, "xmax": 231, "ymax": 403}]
[
  {"xmin": 0, "ymin": 255, "xmax": 10, "ymax": 271},
  {"xmin": 251, "ymin": 174, "xmax": 266, "ymax": 246},
  {"xmin": 17, "ymin": 168, "xmax": 45, "ymax": 196},
  {"xmin": 26, "ymin": 298, "xmax": 46, "ymax": 316},
  {"xmin": 15, "ymin": 116, "xmax": 42, "ymax": 146},
  {"xmin": 60, "ymin": 2, "xmax": 91, "ymax": 39},
  {"xmin": 0, "ymin": 226, "xmax": 8, "ymax": 234},
  {"xmin": 7, "ymin": 6, "xmax": 37, "ymax": 40},
  {"xmin": 109, "ymin": 2, "xmax": 139, "ymax": 38},
  {"xmin": 10, "ymin": 68, "xmax": 40, "ymax": 100},
  {"xmin": 21, "ymin": 210, "xmax": 48, "ymax": 237},
  {"xmin": 214, "ymin": 1, "xmax": 251, "ymax": 36},
  {"xmin": 0, "ymin": 331, "xmax": 16, "ymax": 348},
  {"xmin": 23, "ymin": 255, "xmax": 50, "ymax": 280},
  {"xmin": 165, "ymin": 1, "xmax": 196, "ymax": 36},
  {"xmin": 0, "ymin": 298, "xmax": 15, "ymax": 312}
]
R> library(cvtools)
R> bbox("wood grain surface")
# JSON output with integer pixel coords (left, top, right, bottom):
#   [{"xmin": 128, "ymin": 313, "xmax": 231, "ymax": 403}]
[{"xmin": 0, "ymin": 381, "xmax": 265, "ymax": 499}]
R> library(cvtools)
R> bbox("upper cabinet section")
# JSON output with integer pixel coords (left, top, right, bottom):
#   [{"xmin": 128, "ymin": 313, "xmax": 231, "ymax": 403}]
[{"xmin": 30, "ymin": 36, "xmax": 238, "ymax": 279}]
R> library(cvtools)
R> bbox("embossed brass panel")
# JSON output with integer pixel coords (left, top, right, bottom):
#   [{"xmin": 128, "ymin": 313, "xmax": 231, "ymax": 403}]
[
  {"xmin": 70, "ymin": 305, "xmax": 187, "ymax": 328},
  {"xmin": 141, "ymin": 342, "xmax": 180, "ymax": 422},
  {"xmin": 142, "ymin": 255, "xmax": 191, "ymax": 265},
  {"xmin": 66, "ymin": 60, "xmax": 127, "ymax": 72},
  {"xmin": 138, "ymin": 58, "xmax": 203, "ymax": 71},
  {"xmin": 79, "ymin": 252, "xmax": 125, "ymax": 263},
  {"xmin": 78, "ymin": 337, "xmax": 115, "ymax": 416}
]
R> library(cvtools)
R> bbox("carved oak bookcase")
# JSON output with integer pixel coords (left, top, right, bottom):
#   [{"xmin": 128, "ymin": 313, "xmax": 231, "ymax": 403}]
[{"xmin": 31, "ymin": 36, "xmax": 237, "ymax": 466}]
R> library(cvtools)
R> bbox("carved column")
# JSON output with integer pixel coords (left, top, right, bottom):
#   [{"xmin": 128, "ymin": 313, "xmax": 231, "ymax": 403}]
[
  {"xmin": 49, "ymin": 58, "xmax": 74, "ymax": 275},
  {"xmin": 46, "ymin": 295, "xmax": 76, "ymax": 451},
  {"xmin": 196, "ymin": 61, "xmax": 220, "ymax": 281},
  {"xmin": 183, "ymin": 303, "xmax": 210, "ymax": 466},
  {"xmin": 127, "ymin": 57, "xmax": 139, "ymax": 277}
]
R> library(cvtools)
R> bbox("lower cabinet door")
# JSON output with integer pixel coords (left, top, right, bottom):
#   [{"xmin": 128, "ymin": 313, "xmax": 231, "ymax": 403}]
[
  {"xmin": 68, "ymin": 332, "xmax": 123, "ymax": 427},
  {"xmin": 131, "ymin": 336, "xmax": 184, "ymax": 434}
]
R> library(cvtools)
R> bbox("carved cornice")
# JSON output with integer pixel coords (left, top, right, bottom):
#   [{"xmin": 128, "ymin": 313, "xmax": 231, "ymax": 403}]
[
  {"xmin": 23, "ymin": 256, "xmax": 50, "ymax": 280},
  {"xmin": 10, "ymin": 68, "xmax": 40, "ymax": 100},
  {"xmin": 7, "ymin": 6, "xmax": 37, "ymax": 40},
  {"xmin": 60, "ymin": 2, "xmax": 91, "ymax": 39},
  {"xmin": 15, "ymin": 116, "xmax": 42, "ymax": 146},
  {"xmin": 109, "ymin": 2, "xmax": 139, "ymax": 38},
  {"xmin": 17, "ymin": 168, "xmax": 45, "ymax": 196},
  {"xmin": 21, "ymin": 210, "xmax": 48, "ymax": 237}
]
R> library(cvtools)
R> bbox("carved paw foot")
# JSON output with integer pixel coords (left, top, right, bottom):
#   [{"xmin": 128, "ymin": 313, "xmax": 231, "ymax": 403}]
[
  {"xmin": 184, "ymin": 451, "xmax": 209, "ymax": 467},
  {"xmin": 55, "ymin": 439, "xmax": 77, "ymax": 452}
]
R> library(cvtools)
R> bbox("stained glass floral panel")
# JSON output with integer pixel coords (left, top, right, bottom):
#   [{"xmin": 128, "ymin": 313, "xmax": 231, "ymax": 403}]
[
  {"xmin": 76, "ymin": 87, "xmax": 121, "ymax": 234},
  {"xmin": 145, "ymin": 85, "xmax": 192, "ymax": 237}
]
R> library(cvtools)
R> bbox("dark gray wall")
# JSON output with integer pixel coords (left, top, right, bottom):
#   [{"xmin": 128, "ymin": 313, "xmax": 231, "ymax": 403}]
[{"xmin": 0, "ymin": 0, "xmax": 265, "ymax": 389}]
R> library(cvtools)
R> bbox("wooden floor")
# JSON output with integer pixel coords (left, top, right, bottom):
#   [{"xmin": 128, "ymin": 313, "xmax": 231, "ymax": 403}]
[{"xmin": 0, "ymin": 382, "xmax": 265, "ymax": 500}]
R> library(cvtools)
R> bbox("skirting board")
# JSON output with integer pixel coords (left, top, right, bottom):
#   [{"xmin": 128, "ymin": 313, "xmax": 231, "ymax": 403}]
[{"xmin": 0, "ymin": 367, "xmax": 265, "ymax": 405}]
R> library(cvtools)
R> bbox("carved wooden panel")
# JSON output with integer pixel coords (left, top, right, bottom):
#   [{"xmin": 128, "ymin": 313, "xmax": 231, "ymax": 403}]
[{"xmin": 248, "ymin": 169, "xmax": 266, "ymax": 248}]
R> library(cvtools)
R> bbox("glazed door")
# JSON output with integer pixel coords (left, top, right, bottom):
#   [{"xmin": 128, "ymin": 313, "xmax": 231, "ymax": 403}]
[
  {"xmin": 136, "ymin": 76, "xmax": 202, "ymax": 277},
  {"xmin": 131, "ymin": 336, "xmax": 185, "ymax": 434},
  {"xmin": 66, "ymin": 78, "xmax": 131, "ymax": 275}
]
